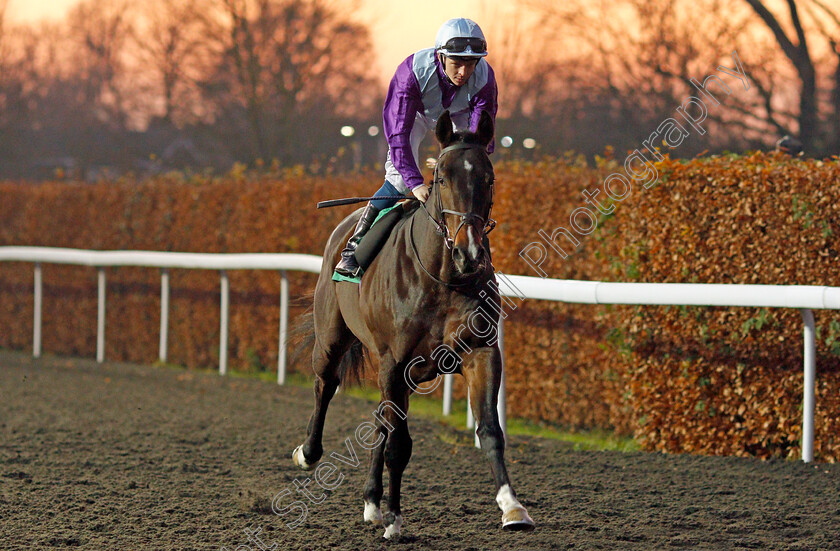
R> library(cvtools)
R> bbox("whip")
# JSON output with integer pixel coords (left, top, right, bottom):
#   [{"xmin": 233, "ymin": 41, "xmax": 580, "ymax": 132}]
[{"xmin": 316, "ymin": 196, "xmax": 418, "ymax": 209}]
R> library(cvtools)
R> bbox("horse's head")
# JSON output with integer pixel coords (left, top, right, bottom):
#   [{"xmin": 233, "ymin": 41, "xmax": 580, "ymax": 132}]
[{"xmin": 432, "ymin": 110, "xmax": 495, "ymax": 277}]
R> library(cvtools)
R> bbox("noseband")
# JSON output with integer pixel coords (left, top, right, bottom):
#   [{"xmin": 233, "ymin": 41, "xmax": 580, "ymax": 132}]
[{"xmin": 424, "ymin": 142, "xmax": 496, "ymax": 250}]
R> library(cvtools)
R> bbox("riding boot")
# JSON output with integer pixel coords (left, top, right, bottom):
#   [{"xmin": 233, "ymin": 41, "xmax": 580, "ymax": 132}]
[{"xmin": 334, "ymin": 202, "xmax": 380, "ymax": 277}]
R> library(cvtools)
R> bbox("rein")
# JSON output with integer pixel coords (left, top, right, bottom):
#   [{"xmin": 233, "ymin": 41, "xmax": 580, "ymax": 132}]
[
  {"xmin": 409, "ymin": 142, "xmax": 496, "ymax": 288},
  {"xmin": 409, "ymin": 215, "xmax": 474, "ymax": 288}
]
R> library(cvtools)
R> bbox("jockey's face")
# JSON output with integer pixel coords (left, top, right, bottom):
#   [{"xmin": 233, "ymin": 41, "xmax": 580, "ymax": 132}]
[{"xmin": 442, "ymin": 55, "xmax": 479, "ymax": 87}]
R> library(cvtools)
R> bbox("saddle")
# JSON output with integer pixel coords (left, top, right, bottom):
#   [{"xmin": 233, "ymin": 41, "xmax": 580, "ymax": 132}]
[{"xmin": 332, "ymin": 202, "xmax": 417, "ymax": 283}]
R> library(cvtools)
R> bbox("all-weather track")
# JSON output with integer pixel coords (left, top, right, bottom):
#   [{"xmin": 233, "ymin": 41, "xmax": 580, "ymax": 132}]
[{"xmin": 1, "ymin": 351, "xmax": 838, "ymax": 550}]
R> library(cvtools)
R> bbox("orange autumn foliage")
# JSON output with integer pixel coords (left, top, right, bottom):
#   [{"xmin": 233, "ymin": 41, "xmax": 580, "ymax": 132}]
[{"xmin": 1, "ymin": 152, "xmax": 839, "ymax": 460}]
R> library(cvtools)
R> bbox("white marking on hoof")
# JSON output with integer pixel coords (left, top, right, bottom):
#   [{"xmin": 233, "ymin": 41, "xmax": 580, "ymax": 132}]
[
  {"xmin": 495, "ymin": 484, "xmax": 520, "ymax": 513},
  {"xmin": 382, "ymin": 515, "xmax": 402, "ymax": 539},
  {"xmin": 292, "ymin": 445, "xmax": 318, "ymax": 471},
  {"xmin": 496, "ymin": 484, "xmax": 535, "ymax": 531},
  {"xmin": 363, "ymin": 501, "xmax": 382, "ymax": 524}
]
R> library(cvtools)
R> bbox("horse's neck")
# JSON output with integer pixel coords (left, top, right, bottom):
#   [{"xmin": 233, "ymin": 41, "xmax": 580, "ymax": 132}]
[{"xmin": 411, "ymin": 203, "xmax": 452, "ymax": 282}]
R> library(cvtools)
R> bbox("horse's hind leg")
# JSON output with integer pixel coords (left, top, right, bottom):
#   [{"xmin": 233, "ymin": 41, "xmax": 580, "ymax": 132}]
[
  {"xmin": 360, "ymin": 357, "xmax": 412, "ymax": 538},
  {"xmin": 361, "ymin": 359, "xmax": 396, "ymax": 528},
  {"xmin": 463, "ymin": 346, "xmax": 535, "ymax": 531},
  {"xmin": 292, "ymin": 303, "xmax": 354, "ymax": 470},
  {"xmin": 291, "ymin": 347, "xmax": 341, "ymax": 469}
]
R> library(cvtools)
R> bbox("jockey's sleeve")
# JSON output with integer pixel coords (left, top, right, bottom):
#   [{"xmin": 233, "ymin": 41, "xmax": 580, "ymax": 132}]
[
  {"xmin": 383, "ymin": 55, "xmax": 425, "ymax": 190},
  {"xmin": 469, "ymin": 64, "xmax": 498, "ymax": 154}
]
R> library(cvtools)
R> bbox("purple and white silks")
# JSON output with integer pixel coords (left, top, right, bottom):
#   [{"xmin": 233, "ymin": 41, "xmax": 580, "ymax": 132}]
[{"xmin": 382, "ymin": 48, "xmax": 498, "ymax": 192}]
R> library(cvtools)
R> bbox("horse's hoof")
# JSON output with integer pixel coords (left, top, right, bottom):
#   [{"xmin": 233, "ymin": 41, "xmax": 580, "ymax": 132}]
[
  {"xmin": 502, "ymin": 507, "xmax": 535, "ymax": 531},
  {"xmin": 292, "ymin": 445, "xmax": 318, "ymax": 471},
  {"xmin": 364, "ymin": 501, "xmax": 383, "ymax": 524},
  {"xmin": 382, "ymin": 515, "xmax": 402, "ymax": 539}
]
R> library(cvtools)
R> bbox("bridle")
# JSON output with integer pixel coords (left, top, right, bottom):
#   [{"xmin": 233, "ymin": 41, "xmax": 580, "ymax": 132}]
[
  {"xmin": 423, "ymin": 142, "xmax": 497, "ymax": 249},
  {"xmin": 409, "ymin": 141, "xmax": 496, "ymax": 287}
]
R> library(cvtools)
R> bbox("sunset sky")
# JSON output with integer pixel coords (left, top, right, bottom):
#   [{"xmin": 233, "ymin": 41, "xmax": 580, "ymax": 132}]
[{"xmin": 8, "ymin": 0, "xmax": 509, "ymax": 83}]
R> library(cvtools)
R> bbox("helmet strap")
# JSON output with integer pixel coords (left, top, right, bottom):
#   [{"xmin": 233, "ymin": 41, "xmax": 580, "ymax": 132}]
[{"xmin": 438, "ymin": 53, "xmax": 457, "ymax": 86}]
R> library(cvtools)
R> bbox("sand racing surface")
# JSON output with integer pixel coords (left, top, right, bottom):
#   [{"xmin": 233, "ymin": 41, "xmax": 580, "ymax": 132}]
[{"xmin": 1, "ymin": 351, "xmax": 839, "ymax": 550}]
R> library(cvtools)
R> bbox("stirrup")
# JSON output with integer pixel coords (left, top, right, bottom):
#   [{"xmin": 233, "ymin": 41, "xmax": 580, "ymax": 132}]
[{"xmin": 334, "ymin": 256, "xmax": 361, "ymax": 278}]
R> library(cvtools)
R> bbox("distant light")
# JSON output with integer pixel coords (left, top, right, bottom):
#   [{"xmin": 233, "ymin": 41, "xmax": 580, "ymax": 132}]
[
  {"xmin": 368, "ymin": 125, "xmax": 380, "ymax": 137},
  {"xmin": 501, "ymin": 136, "xmax": 513, "ymax": 148},
  {"xmin": 340, "ymin": 125, "xmax": 355, "ymax": 137},
  {"xmin": 523, "ymin": 138, "xmax": 537, "ymax": 149}
]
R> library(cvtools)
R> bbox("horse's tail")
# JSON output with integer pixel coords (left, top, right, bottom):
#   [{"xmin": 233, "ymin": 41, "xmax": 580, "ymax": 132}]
[
  {"xmin": 288, "ymin": 293, "xmax": 367, "ymax": 387},
  {"xmin": 336, "ymin": 339, "xmax": 366, "ymax": 387}
]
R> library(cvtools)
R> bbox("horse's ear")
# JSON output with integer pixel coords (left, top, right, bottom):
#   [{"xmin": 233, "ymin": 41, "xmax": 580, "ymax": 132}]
[
  {"xmin": 476, "ymin": 110, "xmax": 494, "ymax": 148},
  {"xmin": 435, "ymin": 110, "xmax": 454, "ymax": 147}
]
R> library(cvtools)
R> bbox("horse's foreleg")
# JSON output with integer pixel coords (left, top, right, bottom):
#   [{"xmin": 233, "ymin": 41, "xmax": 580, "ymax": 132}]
[
  {"xmin": 362, "ymin": 426, "xmax": 386, "ymax": 525},
  {"xmin": 464, "ymin": 347, "xmax": 535, "ymax": 531},
  {"xmin": 382, "ymin": 411, "xmax": 411, "ymax": 538},
  {"xmin": 377, "ymin": 379, "xmax": 412, "ymax": 539}
]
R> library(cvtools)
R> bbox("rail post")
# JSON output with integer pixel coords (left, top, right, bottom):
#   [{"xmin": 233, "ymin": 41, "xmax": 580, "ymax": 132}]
[
  {"xmin": 33, "ymin": 263, "xmax": 42, "ymax": 358},
  {"xmin": 442, "ymin": 374, "xmax": 453, "ymax": 415},
  {"xmin": 466, "ymin": 391, "xmax": 475, "ymax": 429},
  {"xmin": 498, "ymin": 316, "xmax": 506, "ymax": 443},
  {"xmin": 96, "ymin": 267, "xmax": 106, "ymax": 363},
  {"xmin": 219, "ymin": 270, "xmax": 229, "ymax": 375},
  {"xmin": 159, "ymin": 269, "xmax": 169, "ymax": 363},
  {"xmin": 801, "ymin": 308, "xmax": 816, "ymax": 462},
  {"xmin": 278, "ymin": 270, "xmax": 289, "ymax": 385}
]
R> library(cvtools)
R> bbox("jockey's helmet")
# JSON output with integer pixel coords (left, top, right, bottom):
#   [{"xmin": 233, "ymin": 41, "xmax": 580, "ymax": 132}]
[{"xmin": 435, "ymin": 18, "xmax": 488, "ymax": 59}]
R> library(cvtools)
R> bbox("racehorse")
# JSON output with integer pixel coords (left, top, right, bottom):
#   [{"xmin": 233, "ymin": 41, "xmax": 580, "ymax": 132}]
[{"xmin": 292, "ymin": 110, "xmax": 535, "ymax": 539}]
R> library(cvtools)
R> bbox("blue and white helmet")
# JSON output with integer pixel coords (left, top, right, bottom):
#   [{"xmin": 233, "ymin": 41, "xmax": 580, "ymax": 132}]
[{"xmin": 435, "ymin": 18, "xmax": 488, "ymax": 58}]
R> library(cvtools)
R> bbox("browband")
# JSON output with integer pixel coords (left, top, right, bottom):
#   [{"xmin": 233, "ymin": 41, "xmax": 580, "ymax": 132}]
[{"xmin": 437, "ymin": 142, "xmax": 487, "ymax": 157}]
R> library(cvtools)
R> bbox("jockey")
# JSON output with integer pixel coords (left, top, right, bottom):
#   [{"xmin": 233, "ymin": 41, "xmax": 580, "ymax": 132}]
[{"xmin": 334, "ymin": 17, "xmax": 499, "ymax": 278}]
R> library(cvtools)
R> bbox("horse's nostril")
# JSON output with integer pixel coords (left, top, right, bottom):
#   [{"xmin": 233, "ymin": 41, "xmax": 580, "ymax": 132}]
[
  {"xmin": 452, "ymin": 247, "xmax": 473, "ymax": 272},
  {"xmin": 452, "ymin": 245, "xmax": 483, "ymax": 275}
]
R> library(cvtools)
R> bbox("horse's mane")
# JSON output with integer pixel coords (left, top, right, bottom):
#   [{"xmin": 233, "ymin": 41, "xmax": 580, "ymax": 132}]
[{"xmin": 401, "ymin": 199, "xmax": 422, "ymax": 215}]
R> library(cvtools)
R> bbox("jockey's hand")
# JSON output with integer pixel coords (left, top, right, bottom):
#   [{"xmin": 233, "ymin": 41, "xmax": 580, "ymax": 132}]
[{"xmin": 412, "ymin": 185, "xmax": 430, "ymax": 203}]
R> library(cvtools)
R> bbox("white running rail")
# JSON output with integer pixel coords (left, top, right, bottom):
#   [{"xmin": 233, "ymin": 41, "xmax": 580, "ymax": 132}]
[
  {"xmin": 0, "ymin": 246, "xmax": 835, "ymax": 462},
  {"xmin": 0, "ymin": 247, "xmax": 322, "ymax": 383}
]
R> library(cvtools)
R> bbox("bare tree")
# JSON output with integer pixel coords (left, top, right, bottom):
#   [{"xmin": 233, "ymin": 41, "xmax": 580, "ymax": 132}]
[
  {"xmin": 64, "ymin": 0, "xmax": 135, "ymax": 130},
  {"xmin": 133, "ymin": 0, "xmax": 223, "ymax": 126},
  {"xmin": 524, "ymin": 0, "xmax": 840, "ymax": 155},
  {"xmin": 797, "ymin": 0, "xmax": 840, "ymax": 152},
  {"xmin": 743, "ymin": 0, "xmax": 818, "ymax": 150},
  {"xmin": 520, "ymin": 0, "xmax": 769, "ymax": 154},
  {"xmin": 0, "ymin": 0, "xmax": 27, "ymax": 164},
  {"xmin": 0, "ymin": 0, "xmax": 12, "ymax": 122},
  {"xmin": 478, "ymin": 5, "xmax": 557, "ymax": 119},
  {"xmin": 207, "ymin": 0, "xmax": 378, "ymax": 162}
]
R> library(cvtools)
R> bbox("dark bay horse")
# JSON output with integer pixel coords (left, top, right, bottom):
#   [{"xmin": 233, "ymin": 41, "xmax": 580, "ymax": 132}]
[{"xmin": 292, "ymin": 110, "xmax": 534, "ymax": 539}]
